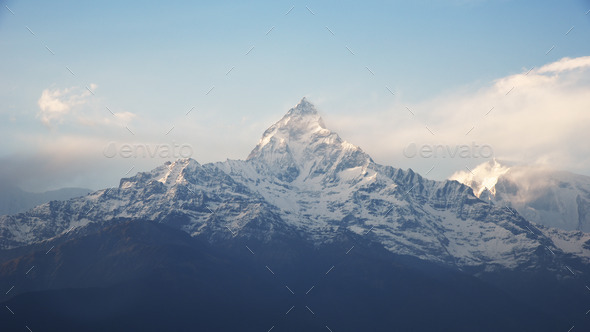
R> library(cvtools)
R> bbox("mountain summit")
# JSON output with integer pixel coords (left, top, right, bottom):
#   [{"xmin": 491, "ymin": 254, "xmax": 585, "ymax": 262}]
[
  {"xmin": 247, "ymin": 98, "xmax": 329, "ymax": 161},
  {"xmin": 285, "ymin": 96, "xmax": 318, "ymax": 115},
  {"xmin": 247, "ymin": 98, "xmax": 371, "ymax": 183}
]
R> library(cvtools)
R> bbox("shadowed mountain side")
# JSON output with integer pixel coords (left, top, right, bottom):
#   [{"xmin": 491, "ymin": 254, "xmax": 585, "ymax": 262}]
[{"xmin": 0, "ymin": 219, "xmax": 579, "ymax": 332}]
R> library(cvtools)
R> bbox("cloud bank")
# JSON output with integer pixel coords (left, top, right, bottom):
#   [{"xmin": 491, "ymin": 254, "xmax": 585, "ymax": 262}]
[{"xmin": 327, "ymin": 55, "xmax": 590, "ymax": 179}]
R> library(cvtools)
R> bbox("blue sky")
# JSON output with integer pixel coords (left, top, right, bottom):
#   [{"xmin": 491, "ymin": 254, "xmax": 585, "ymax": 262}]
[{"xmin": 1, "ymin": 0, "xmax": 590, "ymax": 191}]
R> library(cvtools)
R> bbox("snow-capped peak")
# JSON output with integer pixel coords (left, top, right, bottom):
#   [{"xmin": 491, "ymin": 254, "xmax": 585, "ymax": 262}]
[
  {"xmin": 245, "ymin": 98, "xmax": 371, "ymax": 183},
  {"xmin": 248, "ymin": 98, "xmax": 329, "ymax": 160},
  {"xmin": 118, "ymin": 158, "xmax": 200, "ymax": 190},
  {"xmin": 157, "ymin": 158, "xmax": 199, "ymax": 186},
  {"xmin": 286, "ymin": 97, "xmax": 318, "ymax": 116}
]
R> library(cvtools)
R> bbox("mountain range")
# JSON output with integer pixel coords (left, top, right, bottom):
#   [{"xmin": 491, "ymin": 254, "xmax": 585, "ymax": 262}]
[{"xmin": 1, "ymin": 98, "xmax": 589, "ymax": 331}]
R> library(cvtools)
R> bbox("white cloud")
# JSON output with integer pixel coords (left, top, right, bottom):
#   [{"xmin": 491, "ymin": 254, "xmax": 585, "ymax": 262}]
[
  {"xmin": 113, "ymin": 111, "xmax": 136, "ymax": 123},
  {"xmin": 37, "ymin": 84, "xmax": 96, "ymax": 125},
  {"xmin": 36, "ymin": 84, "xmax": 137, "ymax": 128},
  {"xmin": 326, "ymin": 55, "xmax": 590, "ymax": 179},
  {"xmin": 536, "ymin": 56, "xmax": 590, "ymax": 74}
]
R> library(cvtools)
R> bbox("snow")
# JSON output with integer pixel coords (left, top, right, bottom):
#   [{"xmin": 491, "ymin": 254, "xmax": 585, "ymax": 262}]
[
  {"xmin": 540, "ymin": 227, "xmax": 590, "ymax": 260},
  {"xmin": 1, "ymin": 98, "xmax": 589, "ymax": 271},
  {"xmin": 157, "ymin": 158, "xmax": 197, "ymax": 186}
]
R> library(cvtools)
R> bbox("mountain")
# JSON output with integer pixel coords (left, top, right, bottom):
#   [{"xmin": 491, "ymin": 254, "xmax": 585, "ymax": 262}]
[
  {"xmin": 1, "ymin": 98, "xmax": 588, "ymax": 268},
  {"xmin": 451, "ymin": 160, "xmax": 590, "ymax": 232},
  {"xmin": 1, "ymin": 98, "xmax": 590, "ymax": 330},
  {"xmin": 0, "ymin": 186, "xmax": 92, "ymax": 216}
]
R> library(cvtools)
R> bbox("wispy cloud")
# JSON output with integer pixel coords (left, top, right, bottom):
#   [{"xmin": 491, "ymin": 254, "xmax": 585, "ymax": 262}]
[
  {"xmin": 327, "ymin": 55, "xmax": 590, "ymax": 178},
  {"xmin": 37, "ymin": 84, "xmax": 96, "ymax": 126},
  {"xmin": 536, "ymin": 56, "xmax": 590, "ymax": 74},
  {"xmin": 36, "ymin": 84, "xmax": 137, "ymax": 128}
]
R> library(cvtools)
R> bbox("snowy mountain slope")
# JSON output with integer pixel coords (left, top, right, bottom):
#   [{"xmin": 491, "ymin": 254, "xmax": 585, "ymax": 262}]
[
  {"xmin": 451, "ymin": 160, "xmax": 590, "ymax": 232},
  {"xmin": 1, "ymin": 98, "xmax": 588, "ymax": 270},
  {"xmin": 217, "ymin": 99, "xmax": 579, "ymax": 268},
  {"xmin": 0, "ymin": 159, "xmax": 294, "ymax": 249}
]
